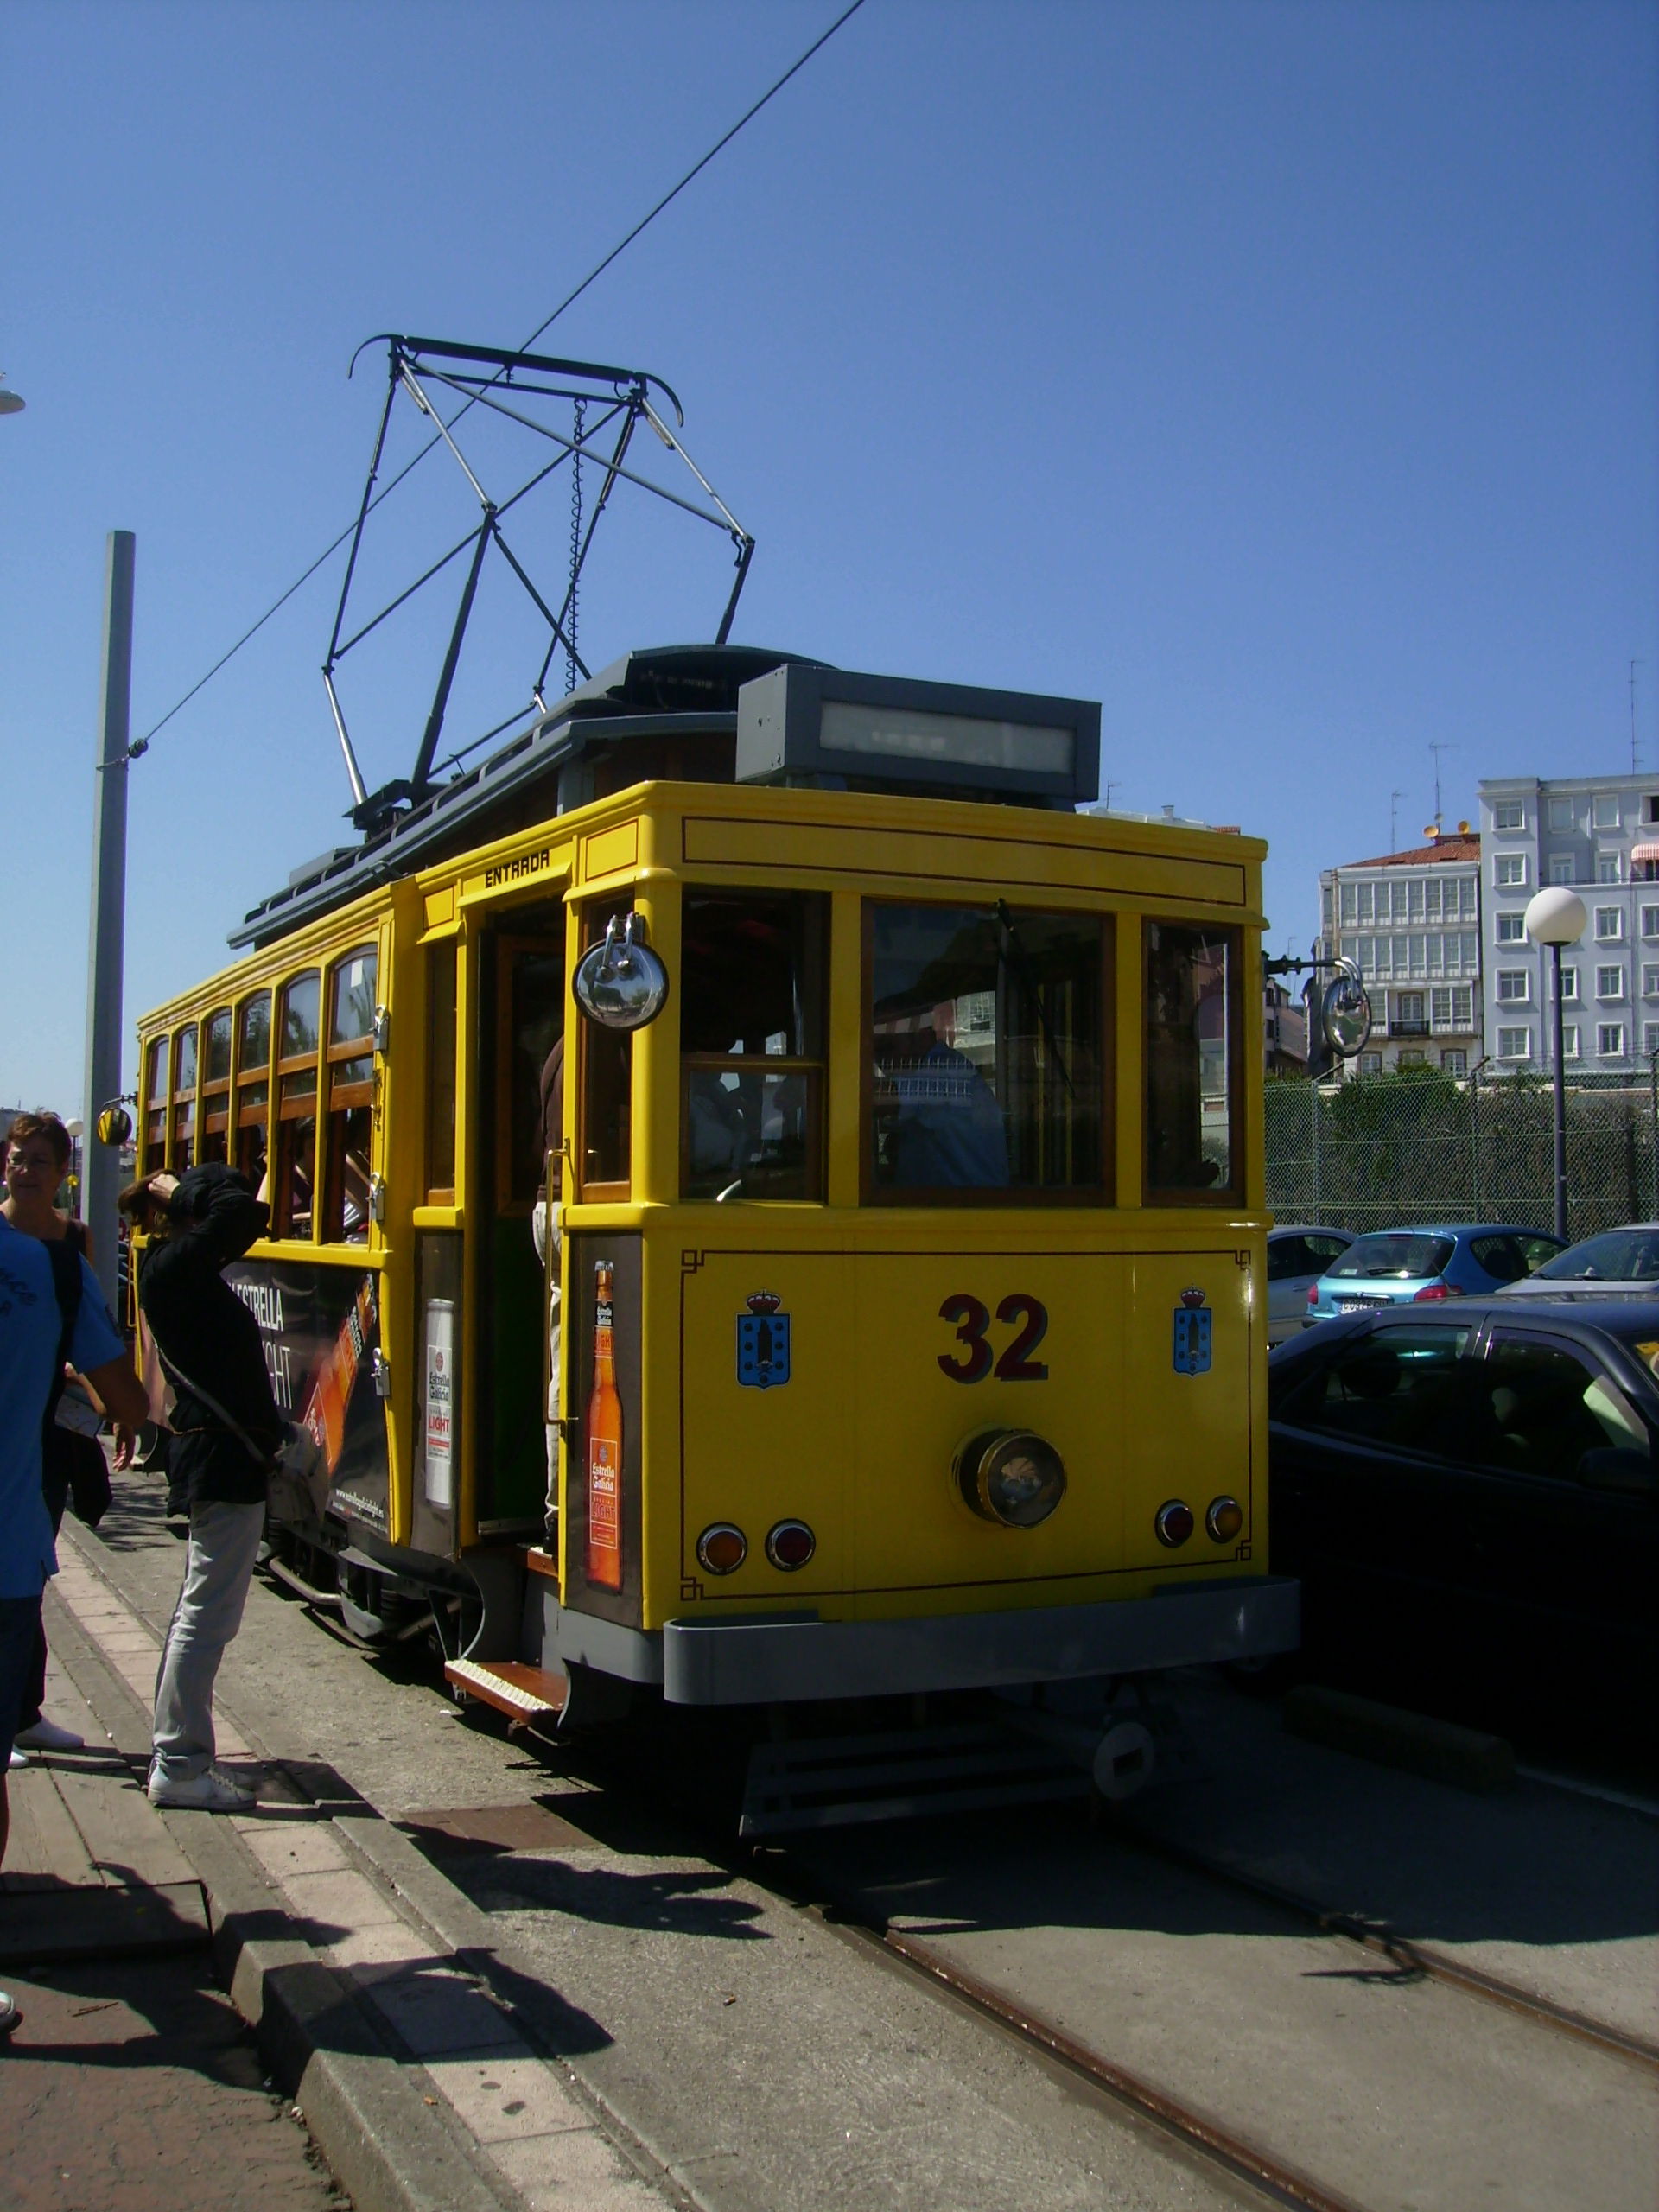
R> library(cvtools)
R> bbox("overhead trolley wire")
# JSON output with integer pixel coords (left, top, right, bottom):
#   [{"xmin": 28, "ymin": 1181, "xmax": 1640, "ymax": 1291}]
[{"xmin": 125, "ymin": 0, "xmax": 871, "ymax": 763}]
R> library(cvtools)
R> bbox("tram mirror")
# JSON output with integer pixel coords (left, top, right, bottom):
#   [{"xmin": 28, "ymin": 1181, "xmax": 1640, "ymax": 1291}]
[
  {"xmin": 574, "ymin": 912, "xmax": 669, "ymax": 1032},
  {"xmin": 96, "ymin": 1103, "xmax": 133, "ymax": 1147},
  {"xmin": 1321, "ymin": 972, "xmax": 1373, "ymax": 1058}
]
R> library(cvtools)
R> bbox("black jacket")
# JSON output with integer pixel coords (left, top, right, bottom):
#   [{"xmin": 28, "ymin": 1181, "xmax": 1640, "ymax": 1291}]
[{"xmin": 139, "ymin": 1164, "xmax": 282, "ymax": 1508}]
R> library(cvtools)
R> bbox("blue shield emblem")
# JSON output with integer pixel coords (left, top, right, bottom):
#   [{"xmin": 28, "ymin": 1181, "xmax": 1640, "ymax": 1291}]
[
  {"xmin": 737, "ymin": 1294, "xmax": 791, "ymax": 1389},
  {"xmin": 1173, "ymin": 1300, "xmax": 1211, "ymax": 1376}
]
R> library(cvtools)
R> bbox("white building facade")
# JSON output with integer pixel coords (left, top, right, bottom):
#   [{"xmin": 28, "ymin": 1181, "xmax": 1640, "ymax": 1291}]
[
  {"xmin": 1316, "ymin": 833, "xmax": 1483, "ymax": 1077},
  {"xmin": 1478, "ymin": 773, "xmax": 1659, "ymax": 1078}
]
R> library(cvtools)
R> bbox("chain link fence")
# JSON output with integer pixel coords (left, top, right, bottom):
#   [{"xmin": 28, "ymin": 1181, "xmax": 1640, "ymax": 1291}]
[{"xmin": 1263, "ymin": 1062, "xmax": 1659, "ymax": 1239}]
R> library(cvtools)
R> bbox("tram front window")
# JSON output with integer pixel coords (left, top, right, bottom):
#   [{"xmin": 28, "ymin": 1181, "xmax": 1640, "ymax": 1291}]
[
  {"xmin": 1145, "ymin": 922, "xmax": 1239, "ymax": 1199},
  {"xmin": 680, "ymin": 892, "xmax": 826, "ymax": 1200},
  {"xmin": 869, "ymin": 903, "xmax": 1106, "ymax": 1198}
]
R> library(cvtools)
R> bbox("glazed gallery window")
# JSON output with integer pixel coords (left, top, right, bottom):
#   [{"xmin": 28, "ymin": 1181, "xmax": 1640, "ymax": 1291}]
[
  {"xmin": 680, "ymin": 892, "xmax": 827, "ymax": 1201},
  {"xmin": 868, "ymin": 903, "xmax": 1107, "ymax": 1199},
  {"xmin": 1145, "ymin": 922, "xmax": 1239, "ymax": 1199}
]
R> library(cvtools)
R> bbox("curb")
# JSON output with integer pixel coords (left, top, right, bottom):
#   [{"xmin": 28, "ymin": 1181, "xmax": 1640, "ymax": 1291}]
[
  {"xmin": 1283, "ymin": 1682, "xmax": 1517, "ymax": 1794},
  {"xmin": 45, "ymin": 1531, "xmax": 684, "ymax": 2212}
]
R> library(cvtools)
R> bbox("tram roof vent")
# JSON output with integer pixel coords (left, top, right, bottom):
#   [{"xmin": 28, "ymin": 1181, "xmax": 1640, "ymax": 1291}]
[{"xmin": 734, "ymin": 663, "xmax": 1099, "ymax": 810}]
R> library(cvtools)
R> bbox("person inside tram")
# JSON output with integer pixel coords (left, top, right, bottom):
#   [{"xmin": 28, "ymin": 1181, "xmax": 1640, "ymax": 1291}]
[{"xmin": 883, "ymin": 1000, "xmax": 1009, "ymax": 1189}]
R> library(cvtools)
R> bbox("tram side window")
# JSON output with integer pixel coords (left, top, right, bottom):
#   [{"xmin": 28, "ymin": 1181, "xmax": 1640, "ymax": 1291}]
[
  {"xmin": 868, "ymin": 904, "xmax": 1106, "ymax": 1198},
  {"xmin": 502, "ymin": 937, "xmax": 567, "ymax": 1208},
  {"xmin": 273, "ymin": 971, "xmax": 321, "ymax": 1238},
  {"xmin": 235, "ymin": 992, "xmax": 271, "ymax": 1192},
  {"xmin": 321, "ymin": 947, "xmax": 376, "ymax": 1244},
  {"xmin": 170, "ymin": 1025, "xmax": 198, "ymax": 1170},
  {"xmin": 681, "ymin": 892, "xmax": 827, "ymax": 1200},
  {"xmin": 1145, "ymin": 923, "xmax": 1239, "ymax": 1199},
  {"xmin": 199, "ymin": 1009, "xmax": 232, "ymax": 1166},
  {"xmin": 578, "ymin": 904, "xmax": 632, "ymax": 1196},
  {"xmin": 142, "ymin": 1036, "xmax": 168, "ymax": 1173},
  {"xmin": 427, "ymin": 942, "xmax": 458, "ymax": 1203}
]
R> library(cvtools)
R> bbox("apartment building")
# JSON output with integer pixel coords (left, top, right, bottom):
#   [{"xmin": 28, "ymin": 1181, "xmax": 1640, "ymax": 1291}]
[
  {"xmin": 1315, "ymin": 832, "xmax": 1482, "ymax": 1077},
  {"xmin": 1479, "ymin": 772, "xmax": 1659, "ymax": 1077}
]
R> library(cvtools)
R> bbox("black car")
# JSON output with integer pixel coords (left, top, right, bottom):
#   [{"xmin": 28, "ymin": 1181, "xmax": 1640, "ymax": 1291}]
[{"xmin": 1268, "ymin": 1299, "xmax": 1659, "ymax": 1725}]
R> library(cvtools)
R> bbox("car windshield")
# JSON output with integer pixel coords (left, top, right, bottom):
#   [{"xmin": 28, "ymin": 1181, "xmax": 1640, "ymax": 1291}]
[
  {"xmin": 1535, "ymin": 1229, "xmax": 1659, "ymax": 1282},
  {"xmin": 1329, "ymin": 1233, "xmax": 1455, "ymax": 1281}
]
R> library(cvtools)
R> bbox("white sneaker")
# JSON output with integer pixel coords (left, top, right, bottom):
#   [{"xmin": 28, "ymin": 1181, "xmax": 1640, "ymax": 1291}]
[
  {"xmin": 148, "ymin": 1767, "xmax": 256, "ymax": 1812},
  {"xmin": 15, "ymin": 1717, "xmax": 84, "ymax": 1752},
  {"xmin": 7, "ymin": 1748, "xmax": 28, "ymax": 1771},
  {"xmin": 0, "ymin": 1989, "xmax": 21, "ymax": 2040}
]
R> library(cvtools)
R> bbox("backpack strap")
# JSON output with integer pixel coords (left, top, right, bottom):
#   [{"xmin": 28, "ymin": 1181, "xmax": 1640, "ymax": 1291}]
[{"xmin": 44, "ymin": 1237, "xmax": 82, "ymax": 1433}]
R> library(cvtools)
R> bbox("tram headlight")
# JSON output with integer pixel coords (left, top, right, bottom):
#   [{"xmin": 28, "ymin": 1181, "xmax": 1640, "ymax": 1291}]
[
  {"xmin": 1154, "ymin": 1499, "xmax": 1195, "ymax": 1548},
  {"xmin": 955, "ymin": 1429, "xmax": 1066, "ymax": 1529},
  {"xmin": 696, "ymin": 1523, "xmax": 747, "ymax": 1575},
  {"xmin": 1205, "ymin": 1495, "xmax": 1243, "ymax": 1543},
  {"xmin": 765, "ymin": 1520, "xmax": 816, "ymax": 1571}
]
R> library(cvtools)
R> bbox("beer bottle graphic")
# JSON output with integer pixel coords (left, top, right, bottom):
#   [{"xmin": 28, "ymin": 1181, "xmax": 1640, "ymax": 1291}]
[{"xmin": 584, "ymin": 1260, "xmax": 623, "ymax": 1590}]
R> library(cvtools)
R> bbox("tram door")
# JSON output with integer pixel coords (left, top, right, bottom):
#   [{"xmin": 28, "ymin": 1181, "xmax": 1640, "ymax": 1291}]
[{"xmin": 475, "ymin": 912, "xmax": 565, "ymax": 1534}]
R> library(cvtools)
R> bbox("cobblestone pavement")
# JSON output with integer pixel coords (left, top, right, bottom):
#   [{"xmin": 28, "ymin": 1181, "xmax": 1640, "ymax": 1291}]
[{"xmin": 0, "ymin": 1948, "xmax": 348, "ymax": 2211}]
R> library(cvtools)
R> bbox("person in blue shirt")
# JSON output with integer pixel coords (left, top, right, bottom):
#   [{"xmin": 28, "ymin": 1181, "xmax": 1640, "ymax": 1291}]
[{"xmin": 0, "ymin": 1210, "xmax": 146, "ymax": 2043}]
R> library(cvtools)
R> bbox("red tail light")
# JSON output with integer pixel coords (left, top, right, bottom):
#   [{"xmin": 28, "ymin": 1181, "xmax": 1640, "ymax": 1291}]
[
  {"xmin": 1306, "ymin": 1285, "xmax": 1319, "ymax": 1306},
  {"xmin": 1413, "ymin": 1281, "xmax": 1452, "ymax": 1301}
]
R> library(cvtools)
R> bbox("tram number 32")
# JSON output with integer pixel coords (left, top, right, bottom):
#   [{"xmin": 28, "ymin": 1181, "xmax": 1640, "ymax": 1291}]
[{"xmin": 938, "ymin": 1294, "xmax": 1050, "ymax": 1383}]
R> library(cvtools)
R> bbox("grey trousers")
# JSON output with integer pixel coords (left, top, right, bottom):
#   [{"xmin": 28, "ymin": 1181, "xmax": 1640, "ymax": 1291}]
[{"xmin": 151, "ymin": 1500, "xmax": 264, "ymax": 1783}]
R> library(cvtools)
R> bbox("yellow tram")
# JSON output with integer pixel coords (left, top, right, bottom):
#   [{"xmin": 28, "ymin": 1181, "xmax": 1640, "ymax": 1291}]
[{"xmin": 128, "ymin": 645, "xmax": 1296, "ymax": 1793}]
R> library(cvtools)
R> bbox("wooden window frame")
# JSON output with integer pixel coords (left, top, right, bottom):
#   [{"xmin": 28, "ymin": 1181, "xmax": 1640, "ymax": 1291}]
[
  {"xmin": 321, "ymin": 946, "xmax": 378, "ymax": 1245},
  {"xmin": 273, "ymin": 970, "xmax": 322, "ymax": 1241}
]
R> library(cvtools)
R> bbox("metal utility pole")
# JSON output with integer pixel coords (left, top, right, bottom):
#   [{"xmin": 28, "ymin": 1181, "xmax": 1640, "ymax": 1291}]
[
  {"xmin": 82, "ymin": 531, "xmax": 135, "ymax": 1316},
  {"xmin": 1390, "ymin": 790, "xmax": 1403, "ymax": 850},
  {"xmin": 1428, "ymin": 742, "xmax": 1457, "ymax": 830}
]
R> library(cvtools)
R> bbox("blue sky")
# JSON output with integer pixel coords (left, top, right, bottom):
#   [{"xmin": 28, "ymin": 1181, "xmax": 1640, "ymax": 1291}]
[{"xmin": 3, "ymin": 0, "xmax": 1655, "ymax": 1116}]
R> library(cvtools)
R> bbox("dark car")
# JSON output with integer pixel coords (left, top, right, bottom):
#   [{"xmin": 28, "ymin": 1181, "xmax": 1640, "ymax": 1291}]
[{"xmin": 1268, "ymin": 1299, "xmax": 1659, "ymax": 1723}]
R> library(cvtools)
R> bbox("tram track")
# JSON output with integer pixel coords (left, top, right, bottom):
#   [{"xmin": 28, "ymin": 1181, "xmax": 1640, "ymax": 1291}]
[
  {"xmin": 842, "ymin": 1914, "xmax": 1371, "ymax": 2212},
  {"xmin": 1105, "ymin": 1814, "xmax": 1659, "ymax": 2073}
]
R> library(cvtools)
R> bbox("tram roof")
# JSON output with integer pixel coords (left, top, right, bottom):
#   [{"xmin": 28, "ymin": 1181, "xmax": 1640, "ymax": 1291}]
[
  {"xmin": 231, "ymin": 641, "xmax": 1103, "ymax": 951},
  {"xmin": 230, "ymin": 643, "xmax": 819, "ymax": 950}
]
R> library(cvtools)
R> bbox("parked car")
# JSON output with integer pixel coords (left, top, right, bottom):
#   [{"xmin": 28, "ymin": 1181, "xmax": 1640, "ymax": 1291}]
[
  {"xmin": 1265, "ymin": 1225, "xmax": 1356, "ymax": 1345},
  {"xmin": 1268, "ymin": 1298, "xmax": 1659, "ymax": 1718},
  {"xmin": 1494, "ymin": 1222, "xmax": 1659, "ymax": 1301},
  {"xmin": 1302, "ymin": 1223, "xmax": 1563, "ymax": 1325}
]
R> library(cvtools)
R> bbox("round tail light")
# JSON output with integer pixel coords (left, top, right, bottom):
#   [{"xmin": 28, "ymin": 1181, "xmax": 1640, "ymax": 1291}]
[
  {"xmin": 955, "ymin": 1429, "xmax": 1066, "ymax": 1528},
  {"xmin": 1205, "ymin": 1495, "xmax": 1244, "ymax": 1542},
  {"xmin": 765, "ymin": 1520, "xmax": 816, "ymax": 1571},
  {"xmin": 1413, "ymin": 1281, "xmax": 1452, "ymax": 1302},
  {"xmin": 696, "ymin": 1523, "xmax": 747, "ymax": 1575},
  {"xmin": 1154, "ymin": 1499, "xmax": 1195, "ymax": 1548}
]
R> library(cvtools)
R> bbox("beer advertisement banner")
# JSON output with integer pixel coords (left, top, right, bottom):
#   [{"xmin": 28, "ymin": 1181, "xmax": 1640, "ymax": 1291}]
[{"xmin": 227, "ymin": 1261, "xmax": 390, "ymax": 1532}]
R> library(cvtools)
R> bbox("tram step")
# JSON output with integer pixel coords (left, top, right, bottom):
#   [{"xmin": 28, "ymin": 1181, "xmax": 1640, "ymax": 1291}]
[
  {"xmin": 740, "ymin": 1721, "xmax": 1091, "ymax": 1837},
  {"xmin": 444, "ymin": 1657, "xmax": 569, "ymax": 1731}
]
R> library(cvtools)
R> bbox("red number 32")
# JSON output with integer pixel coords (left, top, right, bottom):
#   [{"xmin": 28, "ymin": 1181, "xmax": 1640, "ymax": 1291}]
[{"xmin": 938, "ymin": 1294, "xmax": 1050, "ymax": 1382}]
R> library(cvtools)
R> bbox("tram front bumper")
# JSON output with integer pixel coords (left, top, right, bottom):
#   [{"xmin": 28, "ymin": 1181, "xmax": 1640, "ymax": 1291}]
[{"xmin": 661, "ymin": 1576, "xmax": 1299, "ymax": 1707}]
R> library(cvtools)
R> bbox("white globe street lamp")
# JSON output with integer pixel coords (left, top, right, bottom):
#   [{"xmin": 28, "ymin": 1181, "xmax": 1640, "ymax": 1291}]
[{"xmin": 1525, "ymin": 887, "xmax": 1588, "ymax": 1242}]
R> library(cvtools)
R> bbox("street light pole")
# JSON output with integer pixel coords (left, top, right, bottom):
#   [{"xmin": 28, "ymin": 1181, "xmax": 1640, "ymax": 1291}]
[
  {"xmin": 1525, "ymin": 887, "xmax": 1588, "ymax": 1245},
  {"xmin": 82, "ymin": 531, "xmax": 135, "ymax": 1316}
]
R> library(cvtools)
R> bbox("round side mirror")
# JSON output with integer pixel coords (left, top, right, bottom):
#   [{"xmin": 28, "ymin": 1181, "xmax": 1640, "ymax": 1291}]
[
  {"xmin": 96, "ymin": 1103, "xmax": 134, "ymax": 1147},
  {"xmin": 1321, "ymin": 973, "xmax": 1373, "ymax": 1058},
  {"xmin": 573, "ymin": 912, "xmax": 669, "ymax": 1032}
]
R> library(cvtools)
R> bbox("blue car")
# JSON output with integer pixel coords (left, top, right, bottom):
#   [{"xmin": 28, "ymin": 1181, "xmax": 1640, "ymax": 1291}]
[{"xmin": 1303, "ymin": 1223, "xmax": 1564, "ymax": 1326}]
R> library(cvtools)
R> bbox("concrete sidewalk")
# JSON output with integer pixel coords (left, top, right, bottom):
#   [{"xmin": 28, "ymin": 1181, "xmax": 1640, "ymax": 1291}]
[{"xmin": 7, "ymin": 1532, "xmax": 680, "ymax": 2212}]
